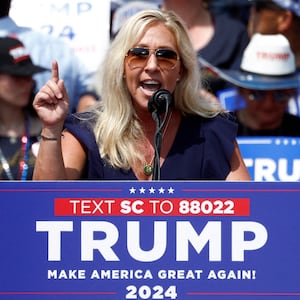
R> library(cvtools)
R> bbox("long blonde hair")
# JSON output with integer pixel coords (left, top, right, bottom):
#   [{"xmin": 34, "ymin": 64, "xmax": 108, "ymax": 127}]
[{"xmin": 91, "ymin": 9, "xmax": 222, "ymax": 170}]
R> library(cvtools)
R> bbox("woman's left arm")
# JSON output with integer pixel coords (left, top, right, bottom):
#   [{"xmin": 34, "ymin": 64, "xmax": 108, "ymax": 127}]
[{"xmin": 226, "ymin": 140, "xmax": 251, "ymax": 181}]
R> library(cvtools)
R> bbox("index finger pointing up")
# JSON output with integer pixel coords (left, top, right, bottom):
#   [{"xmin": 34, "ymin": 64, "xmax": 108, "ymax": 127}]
[{"xmin": 51, "ymin": 60, "xmax": 59, "ymax": 83}]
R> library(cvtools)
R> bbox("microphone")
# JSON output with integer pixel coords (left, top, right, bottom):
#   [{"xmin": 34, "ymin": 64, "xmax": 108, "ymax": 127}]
[
  {"xmin": 148, "ymin": 89, "xmax": 173, "ymax": 114},
  {"xmin": 148, "ymin": 89, "xmax": 173, "ymax": 181}
]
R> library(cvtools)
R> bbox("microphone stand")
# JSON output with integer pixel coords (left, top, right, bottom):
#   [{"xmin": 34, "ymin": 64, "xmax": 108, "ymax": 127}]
[
  {"xmin": 148, "ymin": 89, "xmax": 173, "ymax": 181},
  {"xmin": 152, "ymin": 111, "xmax": 163, "ymax": 181}
]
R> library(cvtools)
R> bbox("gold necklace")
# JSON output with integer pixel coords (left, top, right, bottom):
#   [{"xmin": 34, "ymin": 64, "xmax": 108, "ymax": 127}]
[{"xmin": 143, "ymin": 110, "xmax": 173, "ymax": 176}]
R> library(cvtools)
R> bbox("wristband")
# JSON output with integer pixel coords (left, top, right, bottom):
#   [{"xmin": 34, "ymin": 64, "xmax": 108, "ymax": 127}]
[{"xmin": 40, "ymin": 134, "xmax": 63, "ymax": 141}]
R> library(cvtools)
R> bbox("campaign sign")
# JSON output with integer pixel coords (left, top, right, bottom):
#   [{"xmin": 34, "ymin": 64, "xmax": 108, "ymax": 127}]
[
  {"xmin": 0, "ymin": 181, "xmax": 300, "ymax": 299},
  {"xmin": 10, "ymin": 0, "xmax": 110, "ymax": 73},
  {"xmin": 238, "ymin": 137, "xmax": 300, "ymax": 181}
]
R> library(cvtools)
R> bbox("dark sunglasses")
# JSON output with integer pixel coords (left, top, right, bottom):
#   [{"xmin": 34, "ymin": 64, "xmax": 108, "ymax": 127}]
[
  {"xmin": 126, "ymin": 47, "xmax": 180, "ymax": 70},
  {"xmin": 246, "ymin": 89, "xmax": 297, "ymax": 102}
]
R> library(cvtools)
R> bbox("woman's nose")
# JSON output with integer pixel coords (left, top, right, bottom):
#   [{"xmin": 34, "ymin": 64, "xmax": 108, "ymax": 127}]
[{"xmin": 144, "ymin": 53, "xmax": 160, "ymax": 71}]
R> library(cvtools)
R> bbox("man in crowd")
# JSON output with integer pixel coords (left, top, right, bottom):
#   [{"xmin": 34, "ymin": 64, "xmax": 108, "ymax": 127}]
[{"xmin": 248, "ymin": 0, "xmax": 300, "ymax": 116}]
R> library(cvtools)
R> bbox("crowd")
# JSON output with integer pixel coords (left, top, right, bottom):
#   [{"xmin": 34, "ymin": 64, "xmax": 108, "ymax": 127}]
[{"xmin": 0, "ymin": 0, "xmax": 299, "ymax": 181}]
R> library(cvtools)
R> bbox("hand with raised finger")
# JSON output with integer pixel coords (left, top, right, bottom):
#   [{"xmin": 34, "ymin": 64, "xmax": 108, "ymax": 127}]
[{"xmin": 33, "ymin": 60, "xmax": 70, "ymax": 128}]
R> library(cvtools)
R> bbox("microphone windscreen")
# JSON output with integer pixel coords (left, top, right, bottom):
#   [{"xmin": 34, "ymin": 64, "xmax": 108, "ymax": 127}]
[{"xmin": 148, "ymin": 89, "xmax": 173, "ymax": 114}]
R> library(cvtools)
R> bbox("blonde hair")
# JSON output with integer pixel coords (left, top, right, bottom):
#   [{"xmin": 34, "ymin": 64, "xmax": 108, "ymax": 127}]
[{"xmin": 91, "ymin": 9, "xmax": 222, "ymax": 170}]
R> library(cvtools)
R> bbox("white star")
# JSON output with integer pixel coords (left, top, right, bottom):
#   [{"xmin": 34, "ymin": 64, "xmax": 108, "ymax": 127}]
[
  {"xmin": 139, "ymin": 187, "xmax": 146, "ymax": 194},
  {"xmin": 158, "ymin": 187, "xmax": 165, "ymax": 194},
  {"xmin": 149, "ymin": 187, "xmax": 156, "ymax": 194},
  {"xmin": 168, "ymin": 187, "xmax": 175, "ymax": 194},
  {"xmin": 129, "ymin": 187, "xmax": 136, "ymax": 194}
]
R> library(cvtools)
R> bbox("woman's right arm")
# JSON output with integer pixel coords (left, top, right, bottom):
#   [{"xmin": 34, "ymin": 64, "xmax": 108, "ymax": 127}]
[
  {"xmin": 34, "ymin": 129, "xmax": 86, "ymax": 180},
  {"xmin": 33, "ymin": 61, "xmax": 86, "ymax": 180}
]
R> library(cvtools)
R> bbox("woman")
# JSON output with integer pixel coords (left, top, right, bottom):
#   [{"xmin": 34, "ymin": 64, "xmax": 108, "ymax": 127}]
[
  {"xmin": 0, "ymin": 37, "xmax": 47, "ymax": 180},
  {"xmin": 33, "ymin": 10, "xmax": 250, "ymax": 181}
]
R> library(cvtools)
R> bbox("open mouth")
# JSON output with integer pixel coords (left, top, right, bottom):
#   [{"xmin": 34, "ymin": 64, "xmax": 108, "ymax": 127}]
[{"xmin": 141, "ymin": 80, "xmax": 162, "ymax": 92}]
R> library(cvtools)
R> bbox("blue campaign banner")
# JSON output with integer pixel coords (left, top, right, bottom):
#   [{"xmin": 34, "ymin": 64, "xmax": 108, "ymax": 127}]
[
  {"xmin": 238, "ymin": 137, "xmax": 300, "ymax": 181},
  {"xmin": 0, "ymin": 181, "xmax": 300, "ymax": 299}
]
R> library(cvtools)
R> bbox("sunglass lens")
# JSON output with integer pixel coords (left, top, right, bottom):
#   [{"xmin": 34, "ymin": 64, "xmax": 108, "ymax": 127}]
[
  {"xmin": 156, "ymin": 49, "xmax": 178, "ymax": 60},
  {"xmin": 155, "ymin": 49, "xmax": 178, "ymax": 69},
  {"xmin": 248, "ymin": 89, "xmax": 296, "ymax": 102},
  {"xmin": 127, "ymin": 48, "xmax": 149, "ymax": 69},
  {"xmin": 130, "ymin": 48, "xmax": 149, "ymax": 57},
  {"xmin": 273, "ymin": 90, "xmax": 296, "ymax": 102},
  {"xmin": 248, "ymin": 90, "xmax": 264, "ymax": 101}
]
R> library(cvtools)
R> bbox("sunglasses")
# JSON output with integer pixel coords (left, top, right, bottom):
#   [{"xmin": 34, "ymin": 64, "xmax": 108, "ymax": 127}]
[
  {"xmin": 126, "ymin": 47, "xmax": 180, "ymax": 70},
  {"xmin": 246, "ymin": 89, "xmax": 297, "ymax": 102}
]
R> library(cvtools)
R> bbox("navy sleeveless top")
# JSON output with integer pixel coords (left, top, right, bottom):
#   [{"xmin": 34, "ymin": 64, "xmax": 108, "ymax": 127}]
[{"xmin": 64, "ymin": 113, "xmax": 237, "ymax": 180}]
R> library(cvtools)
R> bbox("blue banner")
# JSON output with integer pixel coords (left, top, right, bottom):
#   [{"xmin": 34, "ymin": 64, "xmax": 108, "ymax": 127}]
[
  {"xmin": 0, "ymin": 181, "xmax": 300, "ymax": 299},
  {"xmin": 238, "ymin": 137, "xmax": 300, "ymax": 181}
]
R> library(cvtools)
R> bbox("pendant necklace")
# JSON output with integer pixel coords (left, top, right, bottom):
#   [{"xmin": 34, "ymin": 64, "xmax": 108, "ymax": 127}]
[
  {"xmin": 143, "ymin": 110, "xmax": 173, "ymax": 176},
  {"xmin": 0, "ymin": 115, "xmax": 30, "ymax": 180}
]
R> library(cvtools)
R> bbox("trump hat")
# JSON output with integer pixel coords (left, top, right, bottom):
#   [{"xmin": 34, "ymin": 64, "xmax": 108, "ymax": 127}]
[
  {"xmin": 199, "ymin": 33, "xmax": 299, "ymax": 90},
  {"xmin": 0, "ymin": 37, "xmax": 48, "ymax": 76}
]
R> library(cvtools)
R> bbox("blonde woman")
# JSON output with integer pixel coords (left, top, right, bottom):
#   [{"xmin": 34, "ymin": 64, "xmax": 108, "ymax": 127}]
[{"xmin": 33, "ymin": 10, "xmax": 250, "ymax": 181}]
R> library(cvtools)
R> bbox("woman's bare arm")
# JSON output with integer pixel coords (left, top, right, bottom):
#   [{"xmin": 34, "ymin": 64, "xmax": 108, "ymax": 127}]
[
  {"xmin": 33, "ymin": 61, "xmax": 86, "ymax": 180},
  {"xmin": 33, "ymin": 130, "xmax": 86, "ymax": 180},
  {"xmin": 226, "ymin": 140, "xmax": 251, "ymax": 181}
]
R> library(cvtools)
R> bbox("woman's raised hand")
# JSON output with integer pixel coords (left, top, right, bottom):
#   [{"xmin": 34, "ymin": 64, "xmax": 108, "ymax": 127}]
[{"xmin": 33, "ymin": 60, "xmax": 70, "ymax": 128}]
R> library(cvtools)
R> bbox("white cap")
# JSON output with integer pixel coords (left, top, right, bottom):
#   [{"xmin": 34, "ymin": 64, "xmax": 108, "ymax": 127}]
[{"xmin": 241, "ymin": 33, "xmax": 296, "ymax": 76}]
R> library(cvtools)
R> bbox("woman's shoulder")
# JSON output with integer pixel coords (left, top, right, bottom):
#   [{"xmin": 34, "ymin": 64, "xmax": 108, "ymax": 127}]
[
  {"xmin": 65, "ymin": 111, "xmax": 97, "ymax": 129},
  {"xmin": 64, "ymin": 112, "xmax": 98, "ymax": 150},
  {"xmin": 184, "ymin": 112, "xmax": 237, "ymax": 128},
  {"xmin": 169, "ymin": 113, "xmax": 237, "ymax": 180},
  {"xmin": 181, "ymin": 112, "xmax": 238, "ymax": 143}
]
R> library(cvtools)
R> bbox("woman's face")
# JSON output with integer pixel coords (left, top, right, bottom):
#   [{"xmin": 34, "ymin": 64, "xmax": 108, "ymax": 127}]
[
  {"xmin": 0, "ymin": 74, "xmax": 34, "ymax": 108},
  {"xmin": 124, "ymin": 23, "xmax": 181, "ymax": 113}
]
